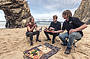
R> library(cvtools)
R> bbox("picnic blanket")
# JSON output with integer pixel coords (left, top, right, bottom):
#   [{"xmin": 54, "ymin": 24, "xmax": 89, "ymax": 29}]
[{"xmin": 23, "ymin": 43, "xmax": 60, "ymax": 59}]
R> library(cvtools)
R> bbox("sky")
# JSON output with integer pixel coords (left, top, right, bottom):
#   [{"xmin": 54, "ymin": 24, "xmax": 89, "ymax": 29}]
[
  {"xmin": 0, "ymin": 0, "xmax": 82, "ymax": 21},
  {"xmin": 28, "ymin": 0, "xmax": 82, "ymax": 20}
]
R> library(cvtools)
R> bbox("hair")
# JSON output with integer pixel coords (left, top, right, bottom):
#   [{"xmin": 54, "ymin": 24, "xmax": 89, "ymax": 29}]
[
  {"xmin": 53, "ymin": 15, "xmax": 58, "ymax": 19},
  {"xmin": 29, "ymin": 16, "xmax": 34, "ymax": 22},
  {"xmin": 62, "ymin": 10, "xmax": 72, "ymax": 17}
]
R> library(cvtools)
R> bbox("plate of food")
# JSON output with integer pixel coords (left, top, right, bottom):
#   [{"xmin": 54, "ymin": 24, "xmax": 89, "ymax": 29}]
[{"xmin": 24, "ymin": 49, "xmax": 43, "ymax": 59}]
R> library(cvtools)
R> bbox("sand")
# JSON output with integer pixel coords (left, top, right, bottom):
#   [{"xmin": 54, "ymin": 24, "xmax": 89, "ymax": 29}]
[{"xmin": 0, "ymin": 25, "xmax": 90, "ymax": 59}]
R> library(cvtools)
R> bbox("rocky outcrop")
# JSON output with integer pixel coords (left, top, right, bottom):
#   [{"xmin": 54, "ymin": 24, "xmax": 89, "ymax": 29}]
[
  {"xmin": 74, "ymin": 0, "xmax": 90, "ymax": 24},
  {"xmin": 0, "ymin": 0, "xmax": 31, "ymax": 28}
]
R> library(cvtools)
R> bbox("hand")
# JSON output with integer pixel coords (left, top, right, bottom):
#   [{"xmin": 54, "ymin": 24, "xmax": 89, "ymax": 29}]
[
  {"xmin": 33, "ymin": 24, "xmax": 37, "ymax": 27},
  {"xmin": 44, "ymin": 29, "xmax": 48, "ymax": 32},
  {"xmin": 36, "ymin": 29, "xmax": 39, "ymax": 31},
  {"xmin": 51, "ymin": 31, "xmax": 58, "ymax": 33},
  {"xmin": 44, "ymin": 27, "xmax": 48, "ymax": 31},
  {"xmin": 69, "ymin": 29, "xmax": 77, "ymax": 34},
  {"xmin": 49, "ymin": 27, "xmax": 55, "ymax": 30}
]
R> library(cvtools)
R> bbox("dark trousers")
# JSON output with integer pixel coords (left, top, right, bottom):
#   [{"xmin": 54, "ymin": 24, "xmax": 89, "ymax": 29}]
[
  {"xmin": 26, "ymin": 31, "xmax": 40, "ymax": 42},
  {"xmin": 44, "ymin": 31, "xmax": 59, "ymax": 43}
]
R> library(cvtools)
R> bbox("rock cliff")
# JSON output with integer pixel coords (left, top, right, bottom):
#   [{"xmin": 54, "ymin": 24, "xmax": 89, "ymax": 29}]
[
  {"xmin": 0, "ymin": 0, "xmax": 31, "ymax": 28},
  {"xmin": 74, "ymin": 0, "xmax": 90, "ymax": 24}
]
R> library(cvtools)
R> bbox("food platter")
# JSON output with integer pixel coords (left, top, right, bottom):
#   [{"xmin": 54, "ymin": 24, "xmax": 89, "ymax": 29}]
[{"xmin": 23, "ymin": 43, "xmax": 60, "ymax": 59}]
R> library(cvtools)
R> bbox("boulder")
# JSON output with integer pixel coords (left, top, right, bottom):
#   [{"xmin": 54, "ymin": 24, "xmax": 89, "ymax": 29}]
[
  {"xmin": 74, "ymin": 0, "xmax": 90, "ymax": 24},
  {"xmin": 0, "ymin": 0, "xmax": 32, "ymax": 28}
]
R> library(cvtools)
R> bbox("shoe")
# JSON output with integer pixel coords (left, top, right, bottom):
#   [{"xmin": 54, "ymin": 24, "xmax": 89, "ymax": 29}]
[
  {"xmin": 36, "ymin": 40, "xmax": 41, "ymax": 42},
  {"xmin": 61, "ymin": 43, "xmax": 67, "ymax": 46},
  {"xmin": 64, "ymin": 47, "xmax": 71, "ymax": 54},
  {"xmin": 61, "ymin": 40, "xmax": 68, "ymax": 46},
  {"xmin": 52, "ymin": 41, "xmax": 55, "ymax": 44},
  {"xmin": 45, "ymin": 39, "xmax": 51, "ymax": 41},
  {"xmin": 30, "ymin": 42, "xmax": 33, "ymax": 46}
]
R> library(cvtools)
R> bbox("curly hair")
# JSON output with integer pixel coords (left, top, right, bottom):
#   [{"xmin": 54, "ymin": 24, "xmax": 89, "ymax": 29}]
[{"xmin": 62, "ymin": 10, "xmax": 72, "ymax": 17}]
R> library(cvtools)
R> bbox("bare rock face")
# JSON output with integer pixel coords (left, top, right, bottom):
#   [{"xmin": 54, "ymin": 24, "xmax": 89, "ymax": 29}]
[
  {"xmin": 74, "ymin": 0, "xmax": 90, "ymax": 24},
  {"xmin": 0, "ymin": 0, "xmax": 31, "ymax": 28}
]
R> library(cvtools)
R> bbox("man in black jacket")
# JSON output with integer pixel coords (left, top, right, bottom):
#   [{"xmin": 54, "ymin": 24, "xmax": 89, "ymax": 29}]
[
  {"xmin": 54, "ymin": 10, "xmax": 87, "ymax": 54},
  {"xmin": 44, "ymin": 15, "xmax": 61, "ymax": 44}
]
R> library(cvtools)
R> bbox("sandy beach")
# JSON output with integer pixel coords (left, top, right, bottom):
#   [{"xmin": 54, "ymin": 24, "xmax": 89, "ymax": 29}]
[{"xmin": 0, "ymin": 25, "xmax": 90, "ymax": 59}]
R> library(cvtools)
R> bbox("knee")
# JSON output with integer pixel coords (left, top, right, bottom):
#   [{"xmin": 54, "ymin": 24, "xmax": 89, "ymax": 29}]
[
  {"xmin": 26, "ymin": 32, "xmax": 33, "ymax": 37},
  {"xmin": 59, "ymin": 34, "xmax": 64, "ymax": 39},
  {"xmin": 44, "ymin": 31, "xmax": 46, "ymax": 33},
  {"xmin": 26, "ymin": 32, "xmax": 29, "ymax": 37},
  {"xmin": 37, "ymin": 31, "xmax": 40, "ymax": 34},
  {"xmin": 69, "ymin": 32, "xmax": 75, "ymax": 38},
  {"xmin": 37, "ymin": 31, "xmax": 39, "ymax": 33},
  {"xmin": 53, "ymin": 33, "xmax": 58, "ymax": 37}
]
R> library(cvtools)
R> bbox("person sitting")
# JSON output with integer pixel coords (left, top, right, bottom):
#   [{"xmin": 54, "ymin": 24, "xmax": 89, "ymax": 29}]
[
  {"xmin": 44, "ymin": 15, "xmax": 61, "ymax": 44},
  {"xmin": 56, "ymin": 10, "xmax": 87, "ymax": 54},
  {"xmin": 26, "ymin": 17, "xmax": 41, "ymax": 46}
]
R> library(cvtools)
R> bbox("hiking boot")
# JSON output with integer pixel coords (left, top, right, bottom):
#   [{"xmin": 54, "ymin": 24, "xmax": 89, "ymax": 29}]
[
  {"xmin": 36, "ymin": 40, "xmax": 41, "ymax": 42},
  {"xmin": 30, "ymin": 42, "xmax": 33, "ymax": 46},
  {"xmin": 61, "ymin": 43, "xmax": 67, "ymax": 46},
  {"xmin": 64, "ymin": 47, "xmax": 71, "ymax": 54},
  {"xmin": 52, "ymin": 41, "xmax": 55, "ymax": 44},
  {"xmin": 45, "ymin": 39, "xmax": 51, "ymax": 41},
  {"xmin": 52, "ymin": 39, "xmax": 55, "ymax": 44}
]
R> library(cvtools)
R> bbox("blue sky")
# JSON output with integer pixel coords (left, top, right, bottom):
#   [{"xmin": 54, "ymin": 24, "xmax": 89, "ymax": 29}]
[
  {"xmin": 28, "ymin": 0, "xmax": 81, "ymax": 13},
  {"xmin": 0, "ymin": 0, "xmax": 81, "ymax": 21},
  {"xmin": 27, "ymin": 0, "xmax": 81, "ymax": 20}
]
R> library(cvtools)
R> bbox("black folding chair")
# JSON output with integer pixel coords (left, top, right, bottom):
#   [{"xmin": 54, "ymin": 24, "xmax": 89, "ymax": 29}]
[
  {"xmin": 73, "ymin": 38, "xmax": 81, "ymax": 51},
  {"xmin": 73, "ymin": 38, "xmax": 81, "ymax": 47}
]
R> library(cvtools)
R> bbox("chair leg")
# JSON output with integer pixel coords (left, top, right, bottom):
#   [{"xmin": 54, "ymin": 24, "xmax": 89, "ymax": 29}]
[
  {"xmin": 73, "ymin": 40, "xmax": 78, "ymax": 52},
  {"xmin": 73, "ymin": 38, "xmax": 81, "ymax": 52},
  {"xmin": 73, "ymin": 43, "xmax": 77, "ymax": 47},
  {"xmin": 73, "ymin": 43, "xmax": 76, "ymax": 52}
]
